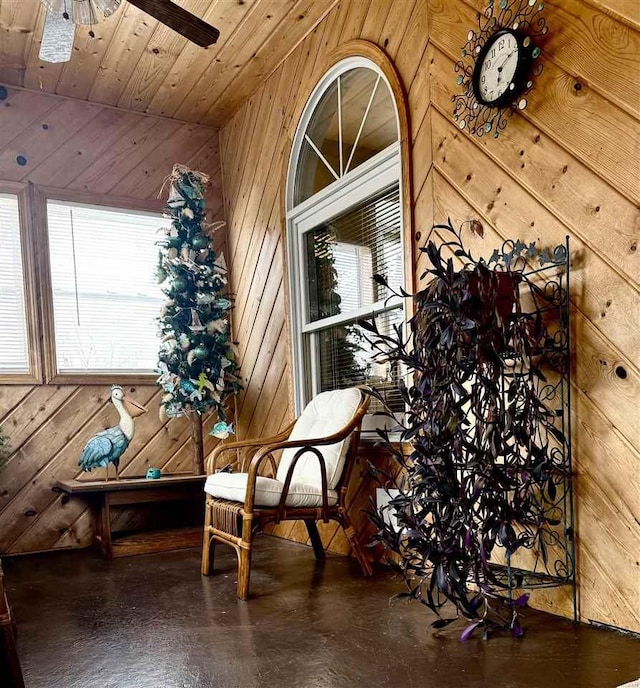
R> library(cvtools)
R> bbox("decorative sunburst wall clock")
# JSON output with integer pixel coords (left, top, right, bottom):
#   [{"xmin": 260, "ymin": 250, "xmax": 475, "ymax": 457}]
[{"xmin": 453, "ymin": 0, "xmax": 547, "ymax": 139}]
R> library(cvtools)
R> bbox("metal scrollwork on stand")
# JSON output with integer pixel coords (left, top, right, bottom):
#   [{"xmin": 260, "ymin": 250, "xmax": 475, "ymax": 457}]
[{"xmin": 485, "ymin": 237, "xmax": 576, "ymax": 618}]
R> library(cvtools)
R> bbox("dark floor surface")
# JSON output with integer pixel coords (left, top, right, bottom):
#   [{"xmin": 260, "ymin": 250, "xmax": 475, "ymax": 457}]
[{"xmin": 4, "ymin": 536, "xmax": 639, "ymax": 688}]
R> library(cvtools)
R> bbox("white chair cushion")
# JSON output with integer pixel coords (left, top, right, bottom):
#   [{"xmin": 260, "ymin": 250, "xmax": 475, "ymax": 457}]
[
  {"xmin": 276, "ymin": 388, "xmax": 362, "ymax": 490},
  {"xmin": 204, "ymin": 472, "xmax": 338, "ymax": 508}
]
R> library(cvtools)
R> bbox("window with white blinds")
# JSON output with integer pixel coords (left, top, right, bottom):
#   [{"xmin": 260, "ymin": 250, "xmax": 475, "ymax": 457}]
[
  {"xmin": 0, "ymin": 194, "xmax": 29, "ymax": 373},
  {"xmin": 302, "ymin": 185, "xmax": 404, "ymax": 414},
  {"xmin": 47, "ymin": 201, "xmax": 164, "ymax": 373},
  {"xmin": 287, "ymin": 57, "xmax": 405, "ymax": 417}
]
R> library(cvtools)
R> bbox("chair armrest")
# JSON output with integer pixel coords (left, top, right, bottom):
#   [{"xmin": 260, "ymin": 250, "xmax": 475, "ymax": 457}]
[
  {"xmin": 276, "ymin": 446, "xmax": 330, "ymax": 523},
  {"xmin": 205, "ymin": 421, "xmax": 295, "ymax": 475},
  {"xmin": 244, "ymin": 438, "xmax": 335, "ymax": 514}
]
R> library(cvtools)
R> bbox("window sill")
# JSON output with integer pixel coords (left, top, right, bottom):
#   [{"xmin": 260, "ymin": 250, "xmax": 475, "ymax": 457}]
[
  {"xmin": 0, "ymin": 373, "xmax": 41, "ymax": 385},
  {"xmin": 360, "ymin": 431, "xmax": 405, "ymax": 446},
  {"xmin": 47, "ymin": 373, "xmax": 158, "ymax": 386}
]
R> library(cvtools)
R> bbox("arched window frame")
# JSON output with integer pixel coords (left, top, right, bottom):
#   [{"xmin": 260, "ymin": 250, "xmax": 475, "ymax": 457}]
[{"xmin": 285, "ymin": 44, "xmax": 413, "ymax": 419}]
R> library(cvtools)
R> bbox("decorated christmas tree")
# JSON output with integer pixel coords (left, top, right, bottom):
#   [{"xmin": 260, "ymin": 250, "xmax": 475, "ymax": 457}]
[{"xmin": 156, "ymin": 165, "xmax": 241, "ymax": 473}]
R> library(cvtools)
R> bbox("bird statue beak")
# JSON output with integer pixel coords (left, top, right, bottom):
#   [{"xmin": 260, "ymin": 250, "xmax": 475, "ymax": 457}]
[{"xmin": 124, "ymin": 397, "xmax": 148, "ymax": 418}]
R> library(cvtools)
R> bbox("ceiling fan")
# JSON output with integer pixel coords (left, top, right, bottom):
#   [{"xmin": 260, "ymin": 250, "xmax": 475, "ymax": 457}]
[{"xmin": 39, "ymin": 0, "xmax": 220, "ymax": 63}]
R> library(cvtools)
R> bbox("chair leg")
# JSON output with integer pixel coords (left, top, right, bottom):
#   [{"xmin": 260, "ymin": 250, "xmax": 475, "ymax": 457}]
[
  {"xmin": 236, "ymin": 515, "xmax": 254, "ymax": 600},
  {"xmin": 236, "ymin": 545, "xmax": 252, "ymax": 600},
  {"xmin": 339, "ymin": 510, "xmax": 373, "ymax": 576},
  {"xmin": 304, "ymin": 519, "xmax": 326, "ymax": 561},
  {"xmin": 201, "ymin": 501, "xmax": 214, "ymax": 576}
]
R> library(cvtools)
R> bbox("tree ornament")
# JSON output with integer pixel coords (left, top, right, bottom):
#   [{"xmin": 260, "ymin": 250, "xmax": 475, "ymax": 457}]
[
  {"xmin": 180, "ymin": 245, "xmax": 197, "ymax": 262},
  {"xmin": 193, "ymin": 344, "xmax": 209, "ymax": 360},
  {"xmin": 171, "ymin": 275, "xmax": 188, "ymax": 293},
  {"xmin": 215, "ymin": 297, "xmax": 232, "ymax": 310},
  {"xmin": 192, "ymin": 234, "xmax": 209, "ymax": 250},
  {"xmin": 180, "ymin": 378, "xmax": 197, "ymax": 394},
  {"xmin": 196, "ymin": 293, "xmax": 216, "ymax": 305},
  {"xmin": 163, "ymin": 337, "xmax": 177, "ymax": 351},
  {"xmin": 197, "ymin": 372, "xmax": 216, "ymax": 393},
  {"xmin": 189, "ymin": 311, "xmax": 206, "ymax": 332},
  {"xmin": 167, "ymin": 186, "xmax": 185, "ymax": 208},
  {"xmin": 165, "ymin": 403, "xmax": 185, "ymax": 418},
  {"xmin": 209, "ymin": 421, "xmax": 234, "ymax": 440},
  {"xmin": 206, "ymin": 318, "xmax": 227, "ymax": 334}
]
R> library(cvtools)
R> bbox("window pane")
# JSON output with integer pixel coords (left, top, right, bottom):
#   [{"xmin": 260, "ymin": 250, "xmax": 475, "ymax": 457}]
[
  {"xmin": 315, "ymin": 307, "xmax": 404, "ymax": 414},
  {"xmin": 295, "ymin": 138, "xmax": 339, "ymax": 206},
  {"xmin": 0, "ymin": 194, "xmax": 29, "ymax": 373},
  {"xmin": 340, "ymin": 68, "xmax": 397, "ymax": 173},
  {"xmin": 294, "ymin": 67, "xmax": 399, "ymax": 205},
  {"xmin": 305, "ymin": 185, "xmax": 402, "ymax": 322},
  {"xmin": 295, "ymin": 81, "xmax": 340, "ymax": 204},
  {"xmin": 47, "ymin": 202, "xmax": 164, "ymax": 373}
]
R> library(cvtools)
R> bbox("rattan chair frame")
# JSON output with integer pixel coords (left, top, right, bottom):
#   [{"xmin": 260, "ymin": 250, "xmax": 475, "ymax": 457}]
[{"xmin": 201, "ymin": 391, "xmax": 372, "ymax": 599}]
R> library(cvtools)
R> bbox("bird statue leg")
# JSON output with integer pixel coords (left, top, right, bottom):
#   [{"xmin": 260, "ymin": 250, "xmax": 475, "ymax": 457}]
[{"xmin": 115, "ymin": 464, "xmax": 120, "ymax": 481}]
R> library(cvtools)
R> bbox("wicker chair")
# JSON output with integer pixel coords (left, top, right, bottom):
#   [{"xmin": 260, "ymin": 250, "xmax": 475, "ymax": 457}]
[{"xmin": 201, "ymin": 388, "xmax": 372, "ymax": 599}]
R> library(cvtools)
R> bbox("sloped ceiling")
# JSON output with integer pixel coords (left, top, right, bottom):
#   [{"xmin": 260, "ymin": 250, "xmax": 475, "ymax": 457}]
[{"xmin": 0, "ymin": 0, "xmax": 338, "ymax": 127}]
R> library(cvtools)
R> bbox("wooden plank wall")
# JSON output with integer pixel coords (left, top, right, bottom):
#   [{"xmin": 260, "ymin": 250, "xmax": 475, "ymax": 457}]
[
  {"xmin": 0, "ymin": 86, "xmax": 224, "ymax": 555},
  {"xmin": 219, "ymin": 0, "xmax": 640, "ymax": 633}
]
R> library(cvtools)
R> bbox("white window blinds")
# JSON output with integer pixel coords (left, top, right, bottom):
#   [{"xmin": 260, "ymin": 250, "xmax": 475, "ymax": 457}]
[
  {"xmin": 0, "ymin": 193, "xmax": 29, "ymax": 373},
  {"xmin": 304, "ymin": 185, "xmax": 402, "ymax": 323},
  {"xmin": 302, "ymin": 184, "xmax": 404, "ymax": 413},
  {"xmin": 47, "ymin": 201, "xmax": 164, "ymax": 373}
]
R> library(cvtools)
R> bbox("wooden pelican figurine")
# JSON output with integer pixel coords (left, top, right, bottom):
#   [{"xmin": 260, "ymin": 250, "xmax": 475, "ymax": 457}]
[{"xmin": 79, "ymin": 385, "xmax": 148, "ymax": 480}]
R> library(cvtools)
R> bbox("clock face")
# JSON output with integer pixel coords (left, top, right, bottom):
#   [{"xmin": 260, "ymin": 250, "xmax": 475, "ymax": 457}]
[
  {"xmin": 472, "ymin": 29, "xmax": 532, "ymax": 108},
  {"xmin": 478, "ymin": 32, "xmax": 520, "ymax": 103}
]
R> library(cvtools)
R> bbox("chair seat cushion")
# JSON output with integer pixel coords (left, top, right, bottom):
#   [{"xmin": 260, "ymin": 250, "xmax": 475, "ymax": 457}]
[{"xmin": 204, "ymin": 472, "xmax": 338, "ymax": 508}]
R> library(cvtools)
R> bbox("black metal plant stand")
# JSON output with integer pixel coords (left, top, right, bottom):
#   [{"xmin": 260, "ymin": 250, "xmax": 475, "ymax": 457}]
[
  {"xmin": 366, "ymin": 226, "xmax": 577, "ymax": 637},
  {"xmin": 488, "ymin": 236, "xmax": 576, "ymax": 621}
]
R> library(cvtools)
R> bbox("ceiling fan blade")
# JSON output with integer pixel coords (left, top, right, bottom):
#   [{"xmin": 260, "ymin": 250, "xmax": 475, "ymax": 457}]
[{"xmin": 126, "ymin": 0, "xmax": 219, "ymax": 47}]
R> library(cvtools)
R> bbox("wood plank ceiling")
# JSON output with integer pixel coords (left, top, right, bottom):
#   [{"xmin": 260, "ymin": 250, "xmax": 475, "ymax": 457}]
[{"xmin": 0, "ymin": 0, "xmax": 339, "ymax": 127}]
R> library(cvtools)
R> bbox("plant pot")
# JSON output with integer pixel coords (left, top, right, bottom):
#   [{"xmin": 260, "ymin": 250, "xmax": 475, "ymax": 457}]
[{"xmin": 467, "ymin": 269, "xmax": 522, "ymax": 328}]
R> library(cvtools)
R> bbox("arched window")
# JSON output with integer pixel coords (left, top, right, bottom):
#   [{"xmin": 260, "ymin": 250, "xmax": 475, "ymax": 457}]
[{"xmin": 286, "ymin": 54, "xmax": 408, "ymax": 422}]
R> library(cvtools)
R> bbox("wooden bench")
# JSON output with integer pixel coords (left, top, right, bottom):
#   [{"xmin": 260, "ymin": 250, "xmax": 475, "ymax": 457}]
[{"xmin": 56, "ymin": 475, "xmax": 205, "ymax": 560}]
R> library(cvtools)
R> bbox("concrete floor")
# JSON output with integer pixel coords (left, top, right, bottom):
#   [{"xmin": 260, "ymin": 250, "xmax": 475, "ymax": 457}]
[{"xmin": 4, "ymin": 536, "xmax": 640, "ymax": 688}]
